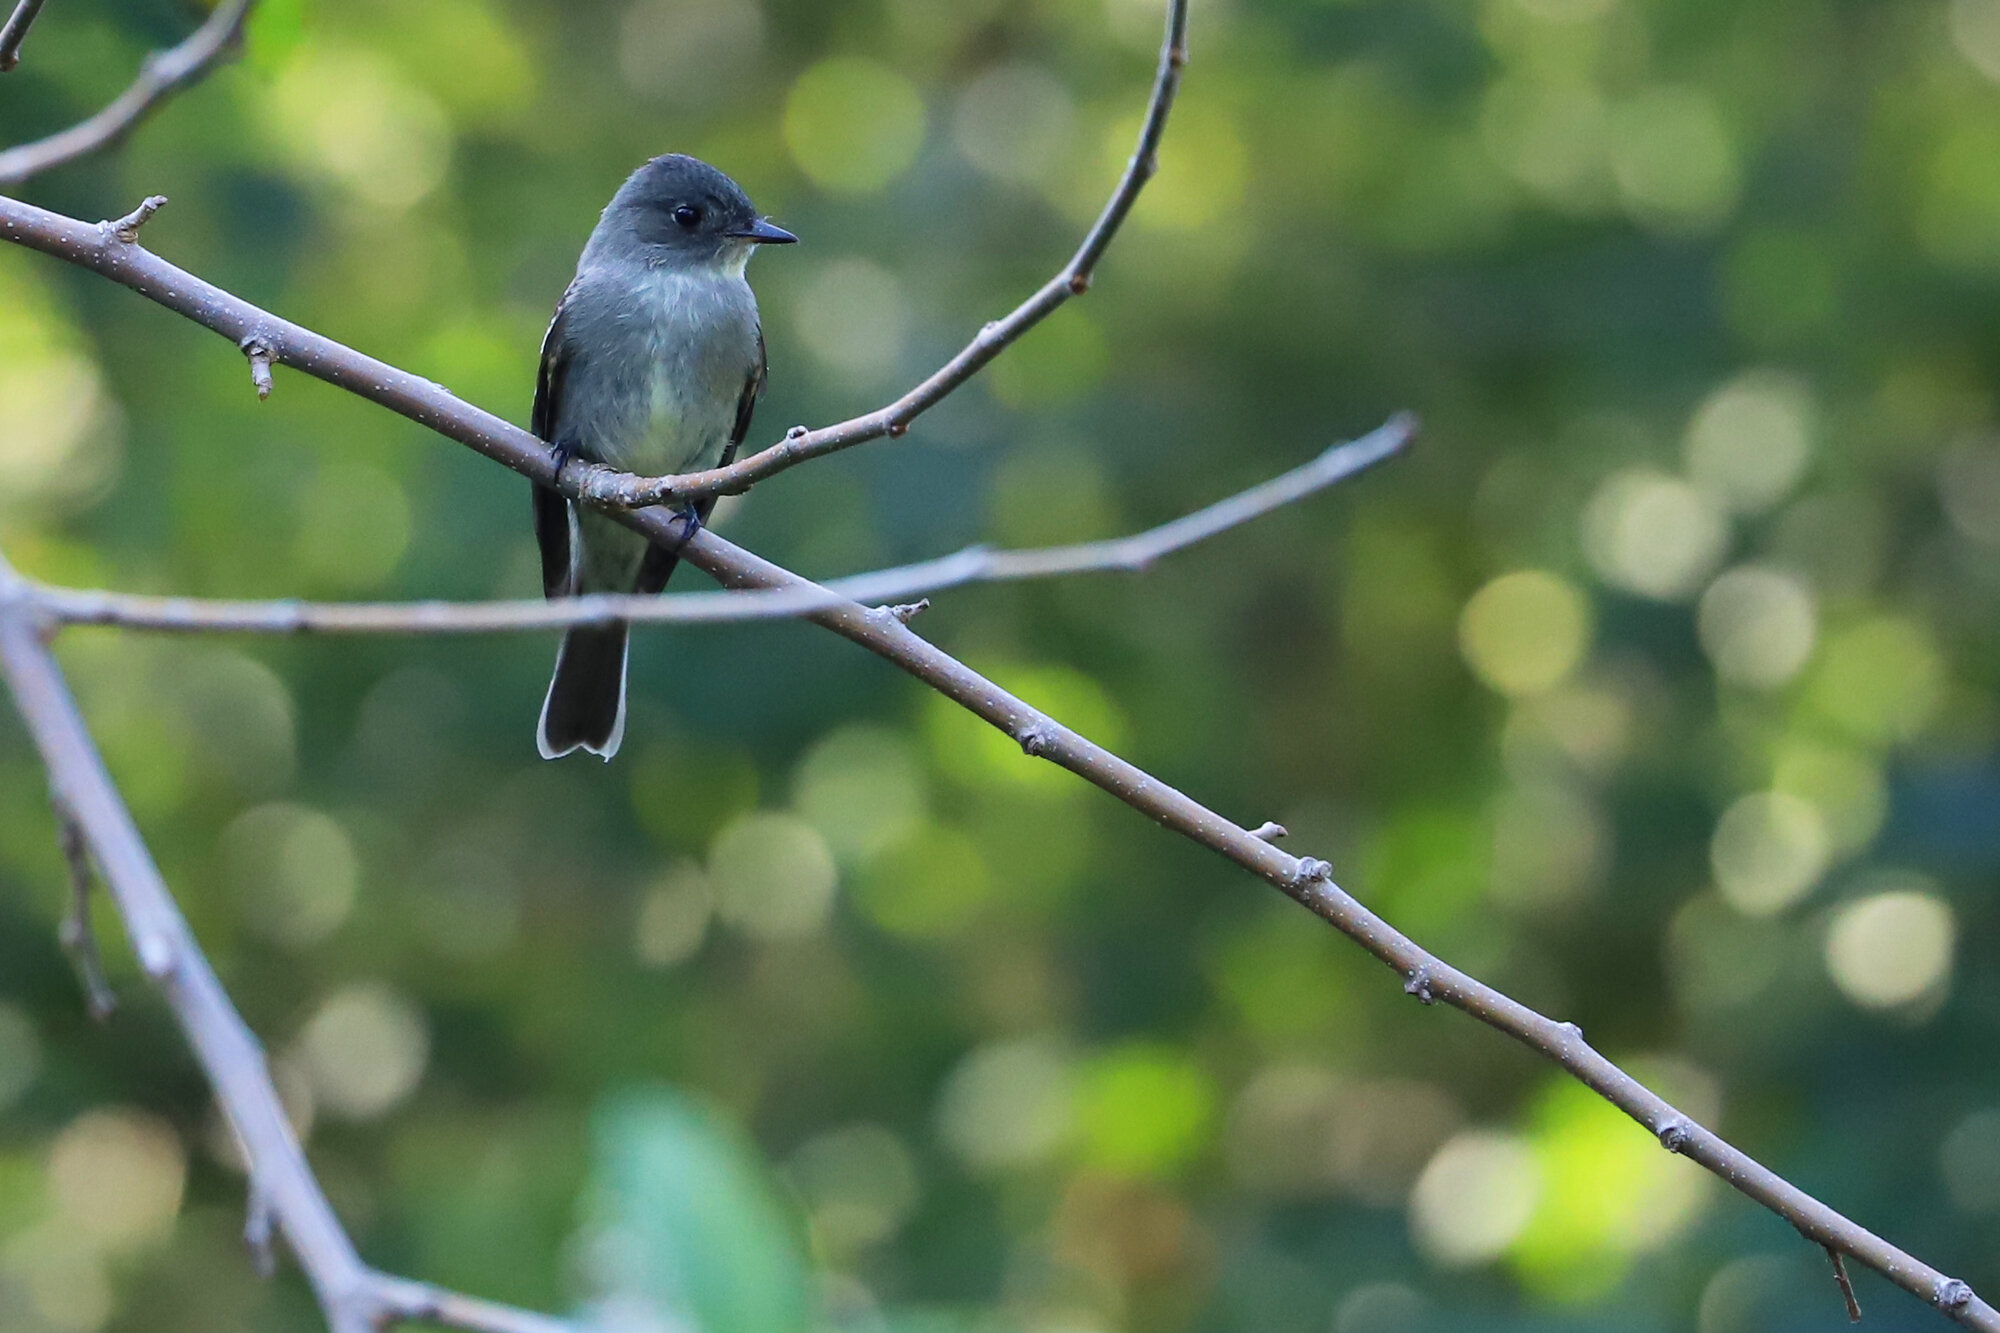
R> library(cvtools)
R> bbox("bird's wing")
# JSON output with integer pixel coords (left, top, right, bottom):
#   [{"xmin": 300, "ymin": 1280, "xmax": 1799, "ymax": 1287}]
[{"xmin": 531, "ymin": 285, "xmax": 577, "ymax": 599}]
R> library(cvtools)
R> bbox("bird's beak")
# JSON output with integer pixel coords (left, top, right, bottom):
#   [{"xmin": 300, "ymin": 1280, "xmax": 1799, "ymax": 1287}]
[{"xmin": 729, "ymin": 218, "xmax": 798, "ymax": 245}]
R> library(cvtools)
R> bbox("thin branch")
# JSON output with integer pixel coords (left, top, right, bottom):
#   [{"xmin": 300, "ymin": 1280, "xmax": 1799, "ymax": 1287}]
[
  {"xmin": 0, "ymin": 203, "xmax": 1992, "ymax": 1333},
  {"xmin": 1829, "ymin": 1245, "xmax": 1864, "ymax": 1323},
  {"xmin": 0, "ymin": 0, "xmax": 48, "ymax": 72},
  {"xmin": 567, "ymin": 0, "xmax": 1192, "ymax": 507},
  {"xmin": 0, "ymin": 0, "xmax": 253, "ymax": 186},
  {"xmin": 368, "ymin": 1275, "xmax": 580, "ymax": 1333},
  {"xmin": 25, "ymin": 416, "xmax": 1413, "ymax": 635},
  {"xmin": 51, "ymin": 793, "xmax": 116, "ymax": 1020},
  {"xmin": 0, "ymin": 558, "xmax": 578, "ymax": 1333}
]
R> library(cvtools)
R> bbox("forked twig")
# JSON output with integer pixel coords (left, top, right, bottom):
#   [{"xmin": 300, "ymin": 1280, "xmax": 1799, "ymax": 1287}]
[{"xmin": 0, "ymin": 0, "xmax": 253, "ymax": 185}]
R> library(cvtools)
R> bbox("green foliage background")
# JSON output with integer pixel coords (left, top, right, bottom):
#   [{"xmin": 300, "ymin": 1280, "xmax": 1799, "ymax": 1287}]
[{"xmin": 3, "ymin": 0, "xmax": 2000, "ymax": 1329}]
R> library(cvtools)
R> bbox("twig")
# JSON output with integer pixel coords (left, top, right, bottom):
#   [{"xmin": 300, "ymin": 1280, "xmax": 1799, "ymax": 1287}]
[
  {"xmin": 23, "ymin": 417, "xmax": 1412, "ymax": 635},
  {"xmin": 105, "ymin": 192, "xmax": 166, "ymax": 242},
  {"xmin": 0, "ymin": 0, "xmax": 253, "ymax": 185},
  {"xmin": 0, "ymin": 0, "xmax": 48, "ymax": 72},
  {"xmin": 0, "ymin": 554, "xmax": 579, "ymax": 1333},
  {"xmin": 51, "ymin": 793, "xmax": 116, "ymax": 1020},
  {"xmin": 1832, "ymin": 1240, "xmax": 1864, "ymax": 1312},
  {"xmin": 567, "ymin": 0, "xmax": 1192, "ymax": 506},
  {"xmin": 0, "ymin": 198, "xmax": 1991, "ymax": 1333},
  {"xmin": 367, "ymin": 1275, "xmax": 579, "ymax": 1333}
]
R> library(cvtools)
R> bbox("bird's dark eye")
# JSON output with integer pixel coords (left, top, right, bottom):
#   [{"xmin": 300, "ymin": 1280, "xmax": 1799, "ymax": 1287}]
[{"xmin": 673, "ymin": 204, "xmax": 702, "ymax": 229}]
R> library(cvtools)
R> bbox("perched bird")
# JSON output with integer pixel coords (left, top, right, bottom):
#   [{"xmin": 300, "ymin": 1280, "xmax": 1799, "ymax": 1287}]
[{"xmin": 531, "ymin": 155, "xmax": 795, "ymax": 760}]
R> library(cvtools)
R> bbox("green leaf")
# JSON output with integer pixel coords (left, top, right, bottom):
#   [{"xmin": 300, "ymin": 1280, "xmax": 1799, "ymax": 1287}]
[{"xmin": 579, "ymin": 1088, "xmax": 813, "ymax": 1333}]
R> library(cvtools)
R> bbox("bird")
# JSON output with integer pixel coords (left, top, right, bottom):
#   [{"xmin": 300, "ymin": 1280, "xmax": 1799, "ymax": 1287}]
[{"xmin": 530, "ymin": 154, "xmax": 796, "ymax": 760}]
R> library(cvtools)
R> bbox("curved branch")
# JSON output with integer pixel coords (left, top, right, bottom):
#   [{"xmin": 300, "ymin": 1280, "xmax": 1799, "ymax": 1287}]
[
  {"xmin": 0, "ymin": 557, "xmax": 580, "ymax": 1333},
  {"xmin": 0, "ymin": 0, "xmax": 253, "ymax": 186},
  {"xmin": 27, "ymin": 416, "xmax": 1414, "ymax": 635},
  {"xmin": 0, "ymin": 204, "xmax": 1992, "ymax": 1331},
  {"xmin": 569, "ymin": 0, "xmax": 1191, "ymax": 507},
  {"xmin": 0, "ymin": 0, "xmax": 49, "ymax": 72}
]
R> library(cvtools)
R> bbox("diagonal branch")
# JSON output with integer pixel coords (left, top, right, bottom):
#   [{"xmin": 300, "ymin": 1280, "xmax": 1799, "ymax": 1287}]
[
  {"xmin": 0, "ymin": 0, "xmax": 253, "ymax": 186},
  {"xmin": 0, "ymin": 556, "xmax": 579, "ymax": 1333},
  {"xmin": 24, "ymin": 416, "xmax": 1413, "ymax": 635},
  {"xmin": 568, "ymin": 0, "xmax": 1191, "ymax": 507},
  {"xmin": 1, "ymin": 202, "xmax": 1992, "ymax": 1332},
  {"xmin": 0, "ymin": 0, "xmax": 49, "ymax": 72}
]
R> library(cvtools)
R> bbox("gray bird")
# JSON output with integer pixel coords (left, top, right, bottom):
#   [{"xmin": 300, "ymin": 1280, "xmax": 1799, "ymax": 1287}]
[{"xmin": 532, "ymin": 155, "xmax": 796, "ymax": 760}]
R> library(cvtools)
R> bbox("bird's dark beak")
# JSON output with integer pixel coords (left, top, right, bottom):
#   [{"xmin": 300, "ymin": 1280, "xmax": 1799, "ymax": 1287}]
[{"xmin": 729, "ymin": 218, "xmax": 798, "ymax": 245}]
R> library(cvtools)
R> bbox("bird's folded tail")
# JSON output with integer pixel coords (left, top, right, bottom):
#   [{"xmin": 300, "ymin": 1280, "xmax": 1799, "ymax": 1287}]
[{"xmin": 537, "ymin": 622, "xmax": 629, "ymax": 761}]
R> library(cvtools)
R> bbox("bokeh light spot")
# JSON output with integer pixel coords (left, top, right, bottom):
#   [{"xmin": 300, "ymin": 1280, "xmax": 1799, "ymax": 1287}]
[
  {"xmin": 954, "ymin": 62, "xmax": 1076, "ymax": 188},
  {"xmin": 635, "ymin": 861, "xmax": 713, "ymax": 968},
  {"xmin": 296, "ymin": 982, "xmax": 430, "ymax": 1121},
  {"xmin": 783, "ymin": 57, "xmax": 926, "ymax": 194},
  {"xmin": 709, "ymin": 811, "xmax": 838, "ymax": 940},
  {"xmin": 1683, "ymin": 372, "xmax": 1815, "ymax": 513},
  {"xmin": 1410, "ymin": 1130, "xmax": 1540, "ymax": 1267},
  {"xmin": 48, "ymin": 1108, "xmax": 186, "ymax": 1249},
  {"xmin": 1939, "ymin": 1107, "xmax": 2000, "ymax": 1214},
  {"xmin": 222, "ymin": 802, "xmax": 360, "ymax": 948},
  {"xmin": 1808, "ymin": 617, "xmax": 1944, "ymax": 745},
  {"xmin": 935, "ymin": 1036, "xmax": 1077, "ymax": 1172},
  {"xmin": 855, "ymin": 823, "xmax": 990, "ymax": 939},
  {"xmin": 1583, "ymin": 469, "xmax": 1730, "ymax": 600},
  {"xmin": 1608, "ymin": 87, "xmax": 1740, "ymax": 234},
  {"xmin": 1076, "ymin": 1045, "xmax": 1215, "ymax": 1178},
  {"xmin": 1711, "ymin": 791, "xmax": 1829, "ymax": 917},
  {"xmin": 1825, "ymin": 884, "xmax": 1955, "ymax": 1011},
  {"xmin": 1458, "ymin": 570, "xmax": 1592, "ymax": 697},
  {"xmin": 1697, "ymin": 565, "xmax": 1816, "ymax": 689},
  {"xmin": 791, "ymin": 256, "xmax": 910, "ymax": 383}
]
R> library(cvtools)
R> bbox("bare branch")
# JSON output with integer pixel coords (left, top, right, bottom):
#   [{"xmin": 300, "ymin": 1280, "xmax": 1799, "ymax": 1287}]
[
  {"xmin": 51, "ymin": 793, "xmax": 116, "ymax": 1020},
  {"xmin": 0, "ymin": 554, "xmax": 578, "ymax": 1333},
  {"xmin": 0, "ymin": 0, "xmax": 49, "ymax": 73},
  {"xmin": 0, "ymin": 197, "xmax": 1989, "ymax": 1333},
  {"xmin": 0, "ymin": 0, "xmax": 253, "ymax": 186},
  {"xmin": 24, "ymin": 416, "xmax": 1412, "ymax": 635},
  {"xmin": 570, "ymin": 0, "xmax": 1193, "ymax": 507},
  {"xmin": 367, "ymin": 1276, "xmax": 580, "ymax": 1333},
  {"xmin": 105, "ymin": 192, "xmax": 166, "ymax": 242},
  {"xmin": 1828, "ymin": 1245, "xmax": 1864, "ymax": 1323}
]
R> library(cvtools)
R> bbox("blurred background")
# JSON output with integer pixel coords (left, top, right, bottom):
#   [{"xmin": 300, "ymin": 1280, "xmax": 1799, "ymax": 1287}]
[{"xmin": 1, "ymin": 0, "xmax": 1998, "ymax": 1329}]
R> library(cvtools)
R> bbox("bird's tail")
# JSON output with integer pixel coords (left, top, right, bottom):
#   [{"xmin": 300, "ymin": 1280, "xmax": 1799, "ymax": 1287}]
[{"xmin": 537, "ymin": 622, "xmax": 629, "ymax": 761}]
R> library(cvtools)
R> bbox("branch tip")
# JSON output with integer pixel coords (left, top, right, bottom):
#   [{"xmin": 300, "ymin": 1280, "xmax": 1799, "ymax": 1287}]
[
  {"xmin": 1827, "ymin": 1247, "xmax": 1862, "ymax": 1323},
  {"xmin": 1249, "ymin": 821, "xmax": 1288, "ymax": 842},
  {"xmin": 885, "ymin": 599, "xmax": 929, "ymax": 624},
  {"xmin": 239, "ymin": 334, "xmax": 274, "ymax": 400},
  {"xmin": 1068, "ymin": 271, "xmax": 1092, "ymax": 295},
  {"xmin": 105, "ymin": 195, "xmax": 168, "ymax": 243}
]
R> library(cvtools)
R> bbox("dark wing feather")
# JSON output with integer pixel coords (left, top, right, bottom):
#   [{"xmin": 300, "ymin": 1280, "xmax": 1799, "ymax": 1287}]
[
  {"xmin": 531, "ymin": 287, "xmax": 577, "ymax": 599},
  {"xmin": 636, "ymin": 326, "xmax": 768, "ymax": 595}
]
